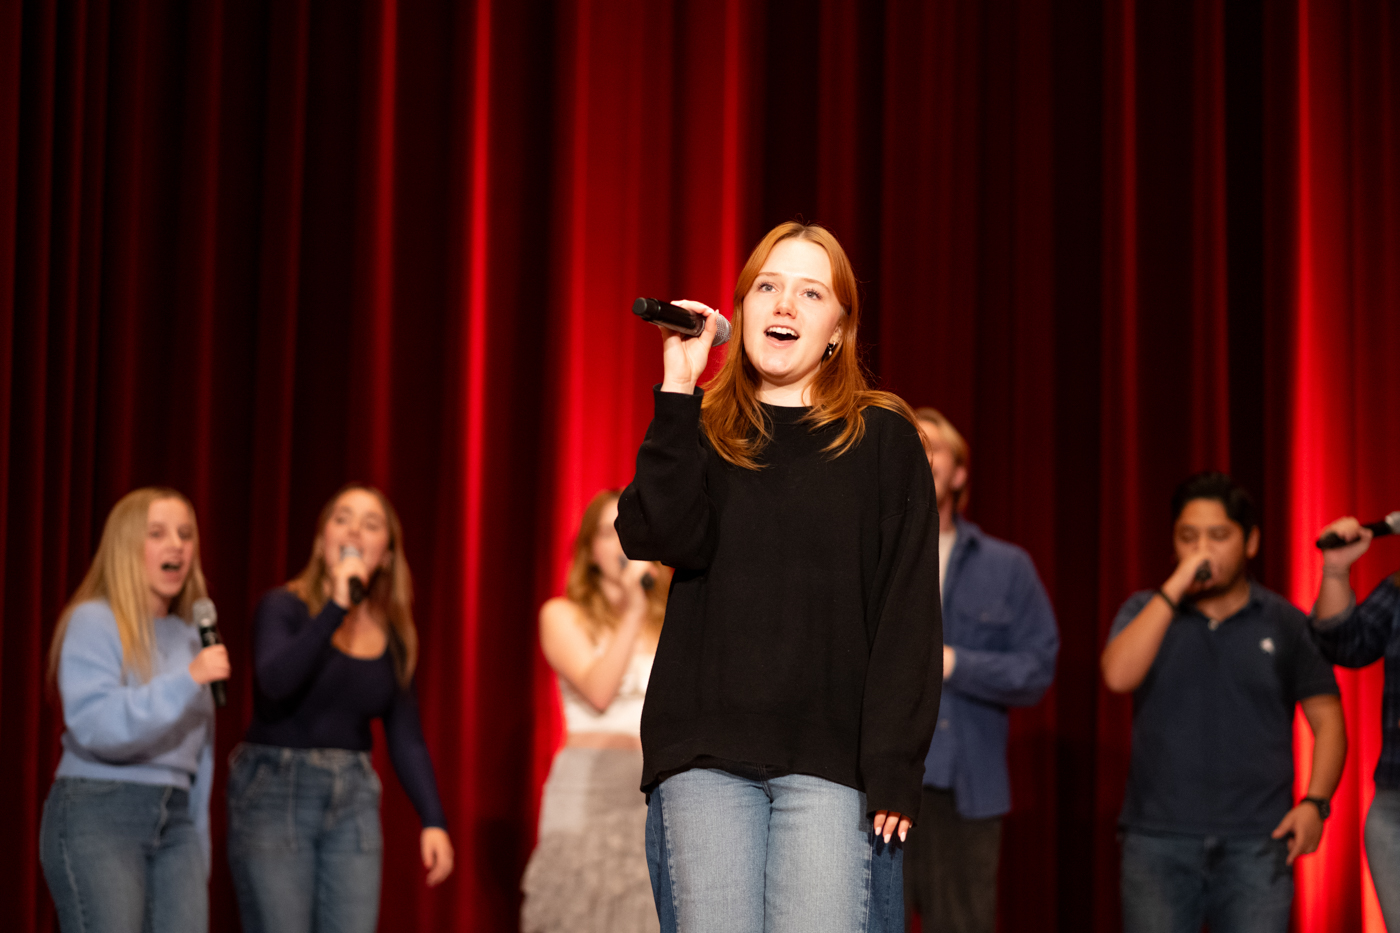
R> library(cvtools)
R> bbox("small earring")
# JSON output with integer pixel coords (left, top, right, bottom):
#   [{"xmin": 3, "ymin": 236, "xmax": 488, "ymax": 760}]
[{"xmin": 823, "ymin": 342, "xmax": 837, "ymax": 361}]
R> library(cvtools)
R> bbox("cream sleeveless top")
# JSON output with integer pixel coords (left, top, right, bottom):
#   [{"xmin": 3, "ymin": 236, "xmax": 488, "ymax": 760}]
[{"xmin": 559, "ymin": 649, "xmax": 654, "ymax": 737}]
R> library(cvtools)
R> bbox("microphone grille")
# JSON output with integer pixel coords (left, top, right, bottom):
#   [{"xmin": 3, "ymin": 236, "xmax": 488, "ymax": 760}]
[
  {"xmin": 1386, "ymin": 512, "xmax": 1400, "ymax": 534},
  {"xmin": 192, "ymin": 597, "xmax": 217, "ymax": 628},
  {"xmin": 712, "ymin": 313, "xmax": 732, "ymax": 347}
]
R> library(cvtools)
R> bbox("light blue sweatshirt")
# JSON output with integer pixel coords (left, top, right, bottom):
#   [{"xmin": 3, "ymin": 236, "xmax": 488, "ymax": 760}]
[{"xmin": 54, "ymin": 599, "xmax": 216, "ymax": 874}]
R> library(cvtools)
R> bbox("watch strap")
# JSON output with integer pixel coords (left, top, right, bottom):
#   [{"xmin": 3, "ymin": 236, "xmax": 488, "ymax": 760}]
[{"xmin": 1302, "ymin": 795, "xmax": 1330, "ymax": 820}]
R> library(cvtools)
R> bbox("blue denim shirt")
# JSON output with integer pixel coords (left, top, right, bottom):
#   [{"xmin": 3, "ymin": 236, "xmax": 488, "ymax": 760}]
[{"xmin": 921, "ymin": 519, "xmax": 1059, "ymax": 819}]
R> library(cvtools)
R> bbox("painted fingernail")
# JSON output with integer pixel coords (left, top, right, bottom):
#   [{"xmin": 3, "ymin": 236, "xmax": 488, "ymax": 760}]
[{"xmin": 899, "ymin": 828, "xmax": 907, "ymax": 842}]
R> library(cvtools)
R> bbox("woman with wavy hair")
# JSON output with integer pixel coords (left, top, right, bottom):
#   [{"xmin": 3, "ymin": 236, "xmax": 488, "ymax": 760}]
[
  {"xmin": 617, "ymin": 221, "xmax": 943, "ymax": 931},
  {"xmin": 40, "ymin": 487, "xmax": 229, "ymax": 933},
  {"xmin": 522, "ymin": 489, "xmax": 670, "ymax": 933},
  {"xmin": 227, "ymin": 485, "xmax": 453, "ymax": 933}
]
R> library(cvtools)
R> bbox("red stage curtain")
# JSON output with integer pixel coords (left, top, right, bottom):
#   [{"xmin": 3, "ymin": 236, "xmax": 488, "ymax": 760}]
[{"xmin": 0, "ymin": 2, "xmax": 1396, "ymax": 931}]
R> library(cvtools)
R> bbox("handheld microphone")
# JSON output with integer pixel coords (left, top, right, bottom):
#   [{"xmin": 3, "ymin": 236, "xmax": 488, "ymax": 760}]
[
  {"xmin": 1193, "ymin": 561, "xmax": 1212, "ymax": 584},
  {"xmin": 191, "ymin": 598, "xmax": 226, "ymax": 708},
  {"xmin": 619, "ymin": 555, "xmax": 655, "ymax": 592},
  {"xmin": 340, "ymin": 545, "xmax": 367, "ymax": 604},
  {"xmin": 1316, "ymin": 512, "xmax": 1400, "ymax": 549},
  {"xmin": 633, "ymin": 297, "xmax": 732, "ymax": 347}
]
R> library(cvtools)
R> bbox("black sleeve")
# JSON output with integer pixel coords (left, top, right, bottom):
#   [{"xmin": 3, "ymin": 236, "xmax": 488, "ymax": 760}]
[
  {"xmin": 253, "ymin": 590, "xmax": 347, "ymax": 702},
  {"xmin": 384, "ymin": 682, "xmax": 448, "ymax": 829},
  {"xmin": 615, "ymin": 387, "xmax": 718, "ymax": 570},
  {"xmin": 1285, "ymin": 607, "xmax": 1341, "ymax": 703},
  {"xmin": 859, "ymin": 416, "xmax": 942, "ymax": 821}
]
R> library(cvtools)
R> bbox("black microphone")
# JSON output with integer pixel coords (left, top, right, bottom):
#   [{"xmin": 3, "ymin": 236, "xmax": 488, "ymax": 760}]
[
  {"xmin": 633, "ymin": 297, "xmax": 732, "ymax": 347},
  {"xmin": 340, "ymin": 545, "xmax": 367, "ymax": 604},
  {"xmin": 1193, "ymin": 561, "xmax": 1212, "ymax": 584},
  {"xmin": 619, "ymin": 555, "xmax": 655, "ymax": 591},
  {"xmin": 1316, "ymin": 512, "xmax": 1400, "ymax": 549},
  {"xmin": 191, "ymin": 598, "xmax": 226, "ymax": 709}
]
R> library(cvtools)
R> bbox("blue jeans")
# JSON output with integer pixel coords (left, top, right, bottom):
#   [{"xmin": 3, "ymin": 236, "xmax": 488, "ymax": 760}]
[
  {"xmin": 645, "ymin": 768, "xmax": 904, "ymax": 932},
  {"xmin": 1120, "ymin": 831, "xmax": 1293, "ymax": 933},
  {"xmin": 226, "ymin": 743, "xmax": 384, "ymax": 933},
  {"xmin": 39, "ymin": 778, "xmax": 207, "ymax": 933},
  {"xmin": 1366, "ymin": 788, "xmax": 1400, "ymax": 928}
]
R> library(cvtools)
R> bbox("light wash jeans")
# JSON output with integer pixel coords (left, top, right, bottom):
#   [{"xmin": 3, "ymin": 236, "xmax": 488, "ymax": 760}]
[
  {"xmin": 645, "ymin": 767, "xmax": 905, "ymax": 933},
  {"xmin": 226, "ymin": 743, "xmax": 384, "ymax": 933},
  {"xmin": 1366, "ymin": 787, "xmax": 1400, "ymax": 928},
  {"xmin": 1120, "ymin": 831, "xmax": 1293, "ymax": 933},
  {"xmin": 39, "ymin": 778, "xmax": 207, "ymax": 933}
]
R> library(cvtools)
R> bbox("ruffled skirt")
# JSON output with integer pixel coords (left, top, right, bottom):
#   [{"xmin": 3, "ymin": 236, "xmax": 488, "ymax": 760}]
[{"xmin": 521, "ymin": 746, "xmax": 658, "ymax": 933}]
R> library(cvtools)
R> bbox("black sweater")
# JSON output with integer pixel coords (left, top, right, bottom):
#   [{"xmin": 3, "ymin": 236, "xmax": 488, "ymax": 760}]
[{"xmin": 616, "ymin": 387, "xmax": 942, "ymax": 820}]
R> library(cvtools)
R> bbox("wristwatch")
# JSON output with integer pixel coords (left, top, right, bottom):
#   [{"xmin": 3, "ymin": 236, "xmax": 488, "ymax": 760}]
[{"xmin": 1301, "ymin": 795, "xmax": 1331, "ymax": 820}]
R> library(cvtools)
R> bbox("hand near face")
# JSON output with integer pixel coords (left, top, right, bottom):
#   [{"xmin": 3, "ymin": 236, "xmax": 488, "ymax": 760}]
[{"xmin": 659, "ymin": 301, "xmax": 721, "ymax": 395}]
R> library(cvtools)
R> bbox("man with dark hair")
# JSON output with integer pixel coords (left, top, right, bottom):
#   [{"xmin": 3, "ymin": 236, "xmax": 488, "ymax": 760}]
[
  {"xmin": 1307, "ymin": 514, "xmax": 1400, "ymax": 926},
  {"xmin": 902, "ymin": 408, "xmax": 1059, "ymax": 933},
  {"xmin": 1101, "ymin": 471, "xmax": 1346, "ymax": 933}
]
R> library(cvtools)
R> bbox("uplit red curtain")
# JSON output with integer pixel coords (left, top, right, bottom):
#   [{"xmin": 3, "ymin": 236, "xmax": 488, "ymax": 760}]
[{"xmin": 0, "ymin": 2, "xmax": 1396, "ymax": 932}]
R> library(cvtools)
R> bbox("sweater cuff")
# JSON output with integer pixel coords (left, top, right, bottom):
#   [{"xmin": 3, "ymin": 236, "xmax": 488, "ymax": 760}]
[
  {"xmin": 649, "ymin": 384, "xmax": 705, "ymax": 446},
  {"xmin": 862, "ymin": 758, "xmax": 923, "ymax": 824}
]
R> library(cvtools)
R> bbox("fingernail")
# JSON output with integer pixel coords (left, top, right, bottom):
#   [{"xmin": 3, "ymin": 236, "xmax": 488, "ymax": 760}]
[
  {"xmin": 884, "ymin": 831, "xmax": 892, "ymax": 843},
  {"xmin": 899, "ymin": 828, "xmax": 907, "ymax": 842}
]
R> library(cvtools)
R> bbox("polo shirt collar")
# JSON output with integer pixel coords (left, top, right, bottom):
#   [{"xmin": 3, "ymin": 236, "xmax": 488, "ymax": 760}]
[{"xmin": 1183, "ymin": 579, "xmax": 1263, "ymax": 627}]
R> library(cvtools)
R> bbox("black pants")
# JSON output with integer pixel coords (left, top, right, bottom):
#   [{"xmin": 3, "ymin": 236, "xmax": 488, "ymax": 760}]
[{"xmin": 902, "ymin": 786, "xmax": 1002, "ymax": 933}]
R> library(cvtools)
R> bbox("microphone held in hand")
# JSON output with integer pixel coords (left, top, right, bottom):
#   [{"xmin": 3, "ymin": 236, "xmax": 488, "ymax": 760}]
[
  {"xmin": 1316, "ymin": 511, "xmax": 1400, "ymax": 550},
  {"xmin": 633, "ymin": 297, "xmax": 732, "ymax": 347},
  {"xmin": 191, "ymin": 598, "xmax": 226, "ymax": 708},
  {"xmin": 619, "ymin": 555, "xmax": 655, "ymax": 592},
  {"xmin": 1194, "ymin": 561, "xmax": 1212, "ymax": 584},
  {"xmin": 340, "ymin": 545, "xmax": 367, "ymax": 605}
]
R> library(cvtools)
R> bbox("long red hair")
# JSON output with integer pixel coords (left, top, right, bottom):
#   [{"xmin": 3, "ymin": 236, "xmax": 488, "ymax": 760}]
[{"xmin": 701, "ymin": 221, "xmax": 918, "ymax": 469}]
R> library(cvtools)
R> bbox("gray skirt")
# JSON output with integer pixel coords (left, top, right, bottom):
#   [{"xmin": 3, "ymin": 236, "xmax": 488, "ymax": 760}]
[{"xmin": 521, "ymin": 746, "xmax": 658, "ymax": 933}]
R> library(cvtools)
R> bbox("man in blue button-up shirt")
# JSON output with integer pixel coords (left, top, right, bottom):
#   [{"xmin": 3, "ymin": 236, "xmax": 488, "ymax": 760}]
[{"xmin": 903, "ymin": 408, "xmax": 1059, "ymax": 933}]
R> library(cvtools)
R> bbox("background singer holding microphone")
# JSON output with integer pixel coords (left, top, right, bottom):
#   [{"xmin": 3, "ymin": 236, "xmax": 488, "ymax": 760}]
[
  {"xmin": 1308, "ymin": 513, "xmax": 1400, "ymax": 925},
  {"xmin": 226, "ymin": 485, "xmax": 453, "ymax": 933},
  {"xmin": 1101, "ymin": 472, "xmax": 1345, "ymax": 933},
  {"xmin": 39, "ymin": 488, "xmax": 227, "ymax": 933}
]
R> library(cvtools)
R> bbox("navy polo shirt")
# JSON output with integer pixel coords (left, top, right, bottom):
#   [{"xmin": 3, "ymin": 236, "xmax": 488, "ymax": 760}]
[{"xmin": 1109, "ymin": 582, "xmax": 1339, "ymax": 837}]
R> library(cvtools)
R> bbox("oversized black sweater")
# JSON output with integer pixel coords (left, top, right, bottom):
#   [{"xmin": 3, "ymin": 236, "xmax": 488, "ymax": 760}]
[{"xmin": 616, "ymin": 387, "xmax": 942, "ymax": 820}]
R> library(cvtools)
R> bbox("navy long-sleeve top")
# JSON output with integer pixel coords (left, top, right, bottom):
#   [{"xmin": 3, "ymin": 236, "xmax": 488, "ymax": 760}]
[
  {"xmin": 243, "ymin": 588, "xmax": 447, "ymax": 828},
  {"xmin": 921, "ymin": 518, "xmax": 1060, "ymax": 819},
  {"xmin": 616, "ymin": 387, "xmax": 942, "ymax": 820}
]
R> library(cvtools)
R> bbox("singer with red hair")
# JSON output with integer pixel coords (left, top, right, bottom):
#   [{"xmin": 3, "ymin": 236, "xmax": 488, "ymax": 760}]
[
  {"xmin": 226, "ymin": 485, "xmax": 453, "ymax": 933},
  {"xmin": 617, "ymin": 221, "xmax": 942, "ymax": 932}
]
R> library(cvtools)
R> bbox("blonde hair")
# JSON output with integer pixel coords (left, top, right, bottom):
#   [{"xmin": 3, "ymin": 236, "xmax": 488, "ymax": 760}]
[
  {"xmin": 564, "ymin": 490, "xmax": 669, "ymax": 642},
  {"xmin": 48, "ymin": 488, "xmax": 208, "ymax": 686},
  {"xmin": 286, "ymin": 484, "xmax": 418, "ymax": 687},
  {"xmin": 701, "ymin": 221, "xmax": 918, "ymax": 470},
  {"xmin": 914, "ymin": 406, "xmax": 970, "ymax": 512}
]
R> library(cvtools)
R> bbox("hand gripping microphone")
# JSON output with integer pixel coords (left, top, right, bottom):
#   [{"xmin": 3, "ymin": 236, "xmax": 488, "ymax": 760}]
[
  {"xmin": 191, "ymin": 598, "xmax": 226, "ymax": 708},
  {"xmin": 340, "ymin": 545, "xmax": 368, "ymax": 604},
  {"xmin": 633, "ymin": 297, "xmax": 732, "ymax": 347},
  {"xmin": 1316, "ymin": 512, "xmax": 1400, "ymax": 550}
]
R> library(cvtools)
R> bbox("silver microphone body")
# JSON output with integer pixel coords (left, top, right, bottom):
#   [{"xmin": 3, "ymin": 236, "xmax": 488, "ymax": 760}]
[
  {"xmin": 340, "ymin": 545, "xmax": 368, "ymax": 604},
  {"xmin": 191, "ymin": 597, "xmax": 226, "ymax": 708}
]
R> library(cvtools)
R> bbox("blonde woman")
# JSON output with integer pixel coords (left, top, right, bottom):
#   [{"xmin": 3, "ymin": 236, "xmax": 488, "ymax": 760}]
[
  {"xmin": 39, "ymin": 488, "xmax": 228, "ymax": 933},
  {"xmin": 521, "ymin": 490, "xmax": 669, "ymax": 933},
  {"xmin": 226, "ymin": 485, "xmax": 453, "ymax": 933}
]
